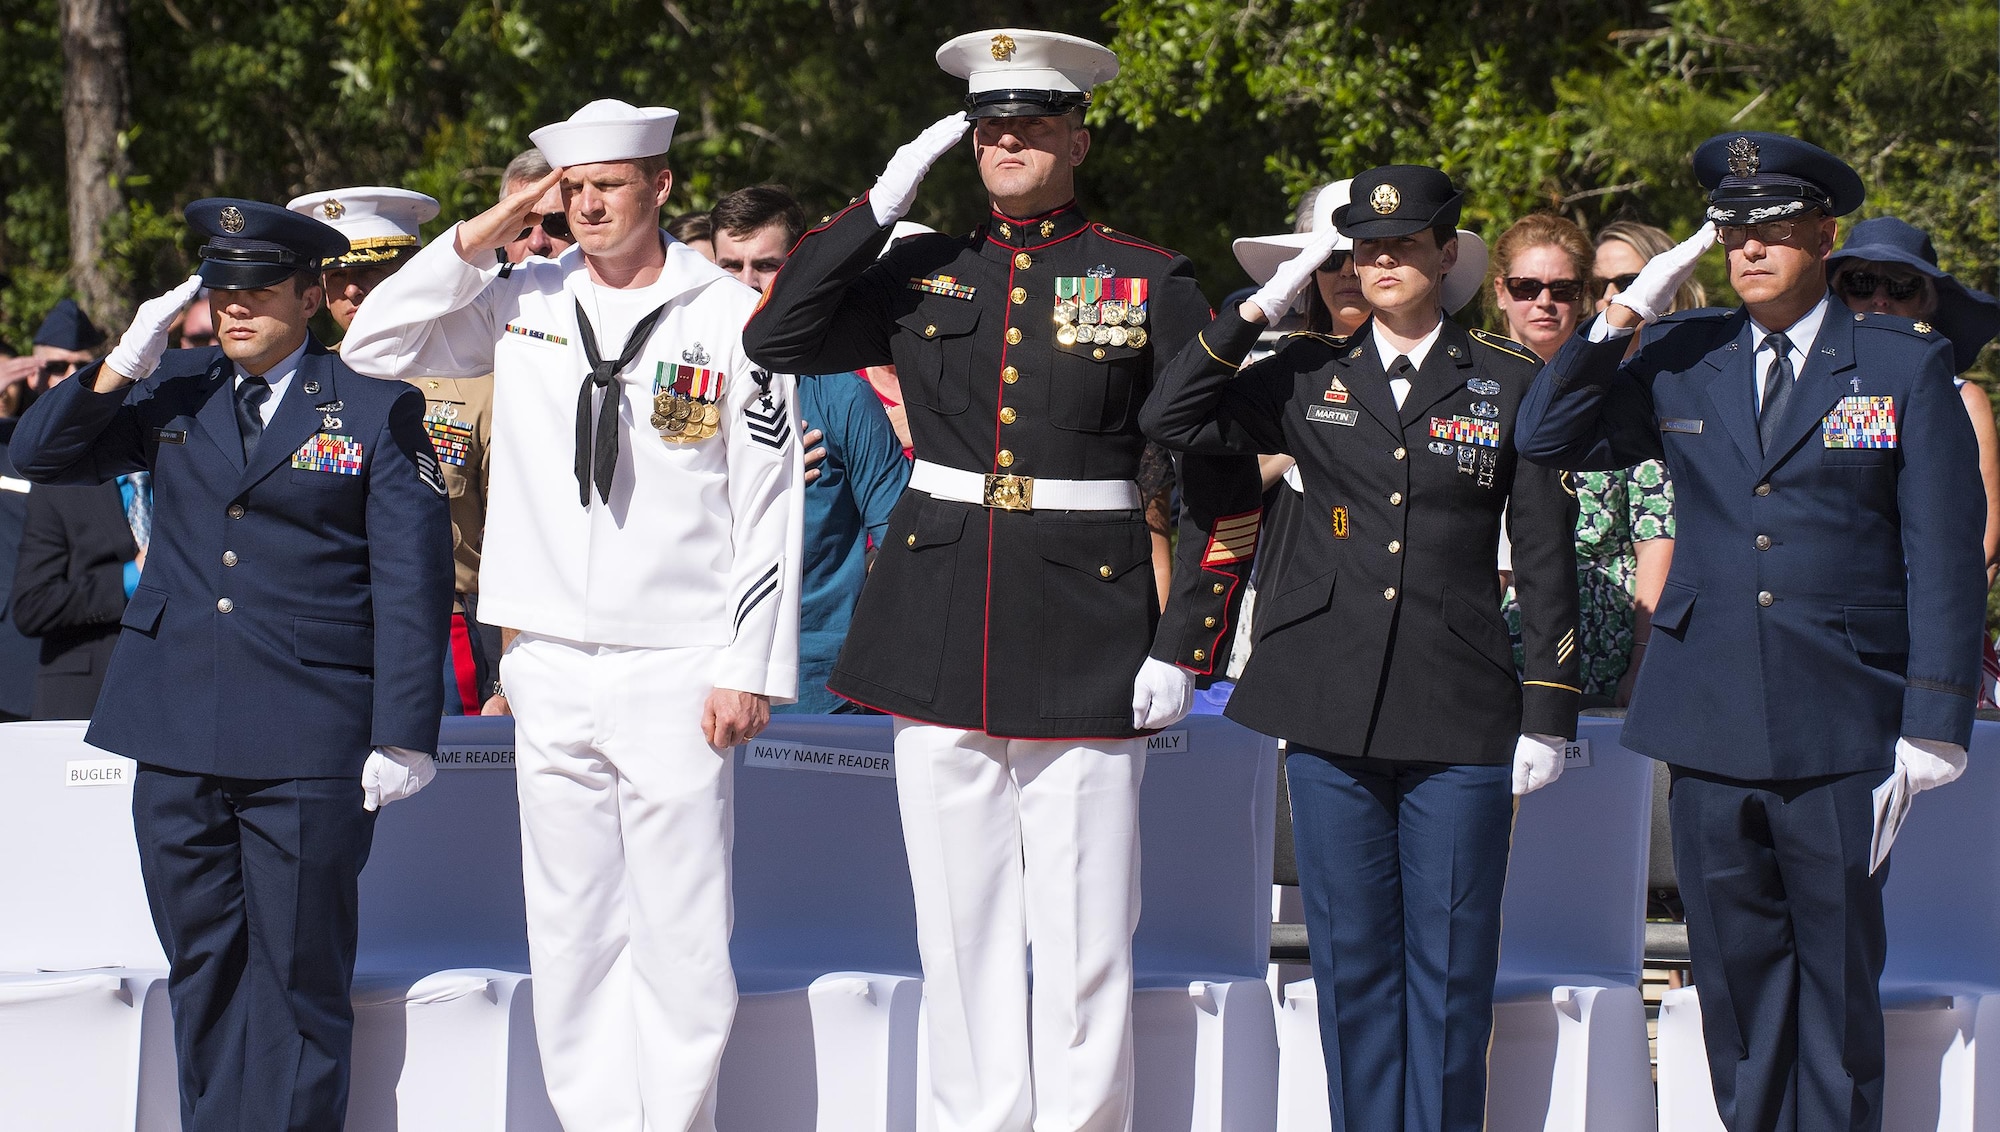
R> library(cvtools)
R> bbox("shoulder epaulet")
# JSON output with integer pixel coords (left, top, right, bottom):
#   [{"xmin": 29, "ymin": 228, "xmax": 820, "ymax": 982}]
[
  {"xmin": 1655, "ymin": 305, "xmax": 1731, "ymax": 325},
  {"xmin": 1468, "ymin": 327, "xmax": 1540, "ymax": 366},
  {"xmin": 1090, "ymin": 223, "xmax": 1178, "ymax": 259},
  {"xmin": 1851, "ymin": 310, "xmax": 1942, "ymax": 342}
]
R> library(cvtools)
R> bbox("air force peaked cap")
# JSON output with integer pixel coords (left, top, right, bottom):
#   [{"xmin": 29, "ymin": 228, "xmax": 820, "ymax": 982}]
[
  {"xmin": 286, "ymin": 187, "xmax": 439, "ymax": 268},
  {"xmin": 1694, "ymin": 132, "xmax": 1864, "ymax": 225},
  {"xmin": 531, "ymin": 99, "xmax": 679, "ymax": 168},
  {"xmin": 186, "ymin": 198, "xmax": 350, "ymax": 290},
  {"xmin": 938, "ymin": 29, "xmax": 1119, "ymax": 119}
]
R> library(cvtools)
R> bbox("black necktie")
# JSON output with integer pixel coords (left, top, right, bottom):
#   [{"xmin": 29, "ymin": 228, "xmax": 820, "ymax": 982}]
[
  {"xmin": 1757, "ymin": 331, "xmax": 1794, "ymax": 452},
  {"xmin": 235, "ymin": 373, "xmax": 270, "ymax": 461},
  {"xmin": 573, "ymin": 298, "xmax": 670, "ymax": 507},
  {"xmin": 1389, "ymin": 354, "xmax": 1413, "ymax": 408}
]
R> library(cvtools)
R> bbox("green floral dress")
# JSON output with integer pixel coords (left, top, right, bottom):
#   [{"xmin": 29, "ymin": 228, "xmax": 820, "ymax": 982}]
[{"xmin": 1504, "ymin": 460, "xmax": 1675, "ymax": 699}]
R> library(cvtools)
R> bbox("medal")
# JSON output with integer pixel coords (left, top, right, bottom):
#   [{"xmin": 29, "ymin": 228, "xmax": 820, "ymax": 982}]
[
  {"xmin": 1108, "ymin": 326, "xmax": 1129, "ymax": 347},
  {"xmin": 1126, "ymin": 327, "xmax": 1147, "ymax": 348},
  {"xmin": 1101, "ymin": 300, "xmax": 1127, "ymax": 327},
  {"xmin": 701, "ymin": 402, "xmax": 720, "ymax": 427},
  {"xmin": 1057, "ymin": 324, "xmax": 1078, "ymax": 347}
]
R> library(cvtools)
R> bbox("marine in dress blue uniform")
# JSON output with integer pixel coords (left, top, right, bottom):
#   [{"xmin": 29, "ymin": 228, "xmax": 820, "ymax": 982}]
[
  {"xmin": 9, "ymin": 199, "xmax": 453, "ymax": 1132},
  {"xmin": 1517, "ymin": 134, "xmax": 1987, "ymax": 1132}
]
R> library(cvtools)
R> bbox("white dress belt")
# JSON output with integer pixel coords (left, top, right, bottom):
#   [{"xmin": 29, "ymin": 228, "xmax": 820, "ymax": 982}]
[{"xmin": 909, "ymin": 459, "xmax": 1141, "ymax": 512}]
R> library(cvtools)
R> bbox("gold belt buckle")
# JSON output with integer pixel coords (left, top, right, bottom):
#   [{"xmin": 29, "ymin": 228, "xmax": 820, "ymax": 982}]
[{"xmin": 982, "ymin": 473, "xmax": 1035, "ymax": 511}]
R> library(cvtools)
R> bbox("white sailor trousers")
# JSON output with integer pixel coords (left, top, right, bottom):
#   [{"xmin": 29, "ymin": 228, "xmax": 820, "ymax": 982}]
[
  {"xmin": 892, "ymin": 719, "xmax": 1147, "ymax": 1132},
  {"xmin": 504, "ymin": 634, "xmax": 736, "ymax": 1132}
]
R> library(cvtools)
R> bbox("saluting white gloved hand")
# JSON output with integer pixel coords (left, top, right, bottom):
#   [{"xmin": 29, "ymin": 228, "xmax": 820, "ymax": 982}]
[
  {"xmin": 105, "ymin": 274, "xmax": 205, "ymax": 383},
  {"xmin": 1895, "ymin": 736, "xmax": 1968, "ymax": 793},
  {"xmin": 1610, "ymin": 222, "xmax": 1716, "ymax": 324},
  {"xmin": 1247, "ymin": 228, "xmax": 1345, "ymax": 325},
  {"xmin": 1131, "ymin": 657, "xmax": 1196, "ymax": 731},
  {"xmin": 871, "ymin": 113, "xmax": 971, "ymax": 227},
  {"xmin": 362, "ymin": 746, "xmax": 437, "ymax": 812},
  {"xmin": 1511, "ymin": 733, "xmax": 1567, "ymax": 796}
]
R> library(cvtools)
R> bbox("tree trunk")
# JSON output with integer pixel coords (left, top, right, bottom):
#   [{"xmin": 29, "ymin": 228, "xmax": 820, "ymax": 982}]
[{"xmin": 60, "ymin": 0, "xmax": 132, "ymax": 329}]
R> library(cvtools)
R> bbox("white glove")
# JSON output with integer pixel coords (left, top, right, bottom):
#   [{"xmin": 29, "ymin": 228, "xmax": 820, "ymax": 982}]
[
  {"xmin": 105, "ymin": 274, "xmax": 204, "ymax": 383},
  {"xmin": 361, "ymin": 746, "xmax": 437, "ymax": 812},
  {"xmin": 1610, "ymin": 222, "xmax": 1715, "ymax": 324},
  {"xmin": 870, "ymin": 113, "xmax": 971, "ymax": 227},
  {"xmin": 1511, "ymin": 733, "xmax": 1567, "ymax": 796},
  {"xmin": 1131, "ymin": 657, "xmax": 1196, "ymax": 730},
  {"xmin": 1896, "ymin": 736, "xmax": 1968, "ymax": 793},
  {"xmin": 1248, "ymin": 228, "xmax": 1345, "ymax": 325}
]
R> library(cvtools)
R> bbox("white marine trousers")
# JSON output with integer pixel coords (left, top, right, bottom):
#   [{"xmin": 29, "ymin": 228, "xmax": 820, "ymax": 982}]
[
  {"xmin": 892, "ymin": 719, "xmax": 1147, "ymax": 1132},
  {"xmin": 503, "ymin": 634, "xmax": 736, "ymax": 1132}
]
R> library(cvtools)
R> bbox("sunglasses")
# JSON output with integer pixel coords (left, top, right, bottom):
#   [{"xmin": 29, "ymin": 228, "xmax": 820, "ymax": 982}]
[
  {"xmin": 1314, "ymin": 250, "xmax": 1353, "ymax": 274},
  {"xmin": 512, "ymin": 213, "xmax": 574, "ymax": 244},
  {"xmin": 1593, "ymin": 272, "xmax": 1641, "ymax": 295},
  {"xmin": 1837, "ymin": 270, "xmax": 1925, "ymax": 301},
  {"xmin": 1502, "ymin": 276, "xmax": 1587, "ymax": 303},
  {"xmin": 38, "ymin": 359, "xmax": 84, "ymax": 380}
]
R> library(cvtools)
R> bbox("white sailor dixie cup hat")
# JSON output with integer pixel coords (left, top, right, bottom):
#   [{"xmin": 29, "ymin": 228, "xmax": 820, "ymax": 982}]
[
  {"xmin": 285, "ymin": 187, "xmax": 440, "ymax": 268},
  {"xmin": 530, "ymin": 99, "xmax": 680, "ymax": 168},
  {"xmin": 937, "ymin": 29, "xmax": 1120, "ymax": 119}
]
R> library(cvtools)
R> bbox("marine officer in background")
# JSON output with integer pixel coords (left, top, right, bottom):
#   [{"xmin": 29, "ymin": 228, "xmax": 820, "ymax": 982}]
[
  {"xmin": 1516, "ymin": 133, "xmax": 1987, "ymax": 1132},
  {"xmin": 9, "ymin": 198, "xmax": 453, "ymax": 1132},
  {"xmin": 1142, "ymin": 165, "xmax": 1580, "ymax": 1132},
  {"xmin": 287, "ymin": 186, "xmax": 499, "ymax": 714},
  {"xmin": 744, "ymin": 29, "xmax": 1261, "ymax": 1132}
]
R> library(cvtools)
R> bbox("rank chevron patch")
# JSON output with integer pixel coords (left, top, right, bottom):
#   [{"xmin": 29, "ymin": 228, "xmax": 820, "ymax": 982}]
[
  {"xmin": 744, "ymin": 396, "xmax": 792, "ymax": 452},
  {"xmin": 736, "ymin": 562, "xmax": 781, "ymax": 632}
]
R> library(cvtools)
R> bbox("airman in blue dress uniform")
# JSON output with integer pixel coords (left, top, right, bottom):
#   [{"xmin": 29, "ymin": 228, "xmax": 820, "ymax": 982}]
[
  {"xmin": 1517, "ymin": 133, "xmax": 1987, "ymax": 1132},
  {"xmin": 9, "ymin": 198, "xmax": 453, "ymax": 1132}
]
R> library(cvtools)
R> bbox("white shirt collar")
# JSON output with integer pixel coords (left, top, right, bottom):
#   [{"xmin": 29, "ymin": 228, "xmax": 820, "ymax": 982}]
[
  {"xmin": 233, "ymin": 338, "xmax": 310, "ymax": 427},
  {"xmin": 1748, "ymin": 291, "xmax": 1831, "ymax": 361},
  {"xmin": 1371, "ymin": 311, "xmax": 1447, "ymax": 373}
]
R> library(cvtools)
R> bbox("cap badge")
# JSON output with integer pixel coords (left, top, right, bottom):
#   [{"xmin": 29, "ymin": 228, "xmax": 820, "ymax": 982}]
[
  {"xmin": 990, "ymin": 33, "xmax": 1016, "ymax": 61},
  {"xmin": 321, "ymin": 199, "xmax": 345, "ymax": 220},
  {"xmin": 1370, "ymin": 183, "xmax": 1401, "ymax": 214},
  {"xmin": 1726, "ymin": 135, "xmax": 1760, "ymax": 178},
  {"xmin": 219, "ymin": 206, "xmax": 246, "ymax": 234}
]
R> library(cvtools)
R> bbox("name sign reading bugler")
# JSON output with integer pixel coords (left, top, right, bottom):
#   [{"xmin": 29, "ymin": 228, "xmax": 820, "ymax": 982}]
[{"xmin": 64, "ymin": 757, "xmax": 136, "ymax": 787}]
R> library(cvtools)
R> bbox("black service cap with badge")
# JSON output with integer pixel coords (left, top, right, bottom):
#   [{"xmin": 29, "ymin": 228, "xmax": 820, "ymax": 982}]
[
  {"xmin": 185, "ymin": 197, "xmax": 350, "ymax": 291},
  {"xmin": 32, "ymin": 299, "xmax": 105, "ymax": 351},
  {"xmin": 937, "ymin": 29, "xmax": 1119, "ymax": 119},
  {"xmin": 1693, "ymin": 131, "xmax": 1864, "ymax": 225},
  {"xmin": 1334, "ymin": 165, "xmax": 1464, "ymax": 240}
]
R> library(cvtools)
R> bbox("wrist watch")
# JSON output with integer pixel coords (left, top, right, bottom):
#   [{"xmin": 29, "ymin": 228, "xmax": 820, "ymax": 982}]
[{"xmin": 490, "ymin": 680, "xmax": 506, "ymax": 699}]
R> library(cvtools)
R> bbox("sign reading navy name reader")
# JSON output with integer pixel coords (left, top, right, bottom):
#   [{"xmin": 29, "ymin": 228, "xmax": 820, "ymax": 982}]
[{"xmin": 743, "ymin": 729, "xmax": 1190, "ymax": 780}]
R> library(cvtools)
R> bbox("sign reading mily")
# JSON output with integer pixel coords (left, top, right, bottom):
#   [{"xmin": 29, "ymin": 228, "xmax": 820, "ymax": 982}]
[
  {"xmin": 742, "ymin": 739, "xmax": 894, "ymax": 779},
  {"xmin": 64, "ymin": 757, "xmax": 135, "ymax": 787},
  {"xmin": 1146, "ymin": 730, "xmax": 1189, "ymax": 754},
  {"xmin": 433, "ymin": 744, "xmax": 516, "ymax": 769}
]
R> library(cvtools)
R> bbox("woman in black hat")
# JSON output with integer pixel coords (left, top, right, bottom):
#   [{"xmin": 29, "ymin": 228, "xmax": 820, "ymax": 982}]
[{"xmin": 1830, "ymin": 216, "xmax": 2000, "ymax": 591}]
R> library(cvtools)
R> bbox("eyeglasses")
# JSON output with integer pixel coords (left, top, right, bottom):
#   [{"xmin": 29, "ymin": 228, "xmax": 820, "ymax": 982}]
[
  {"xmin": 1593, "ymin": 272, "xmax": 1641, "ymax": 296},
  {"xmin": 1837, "ymin": 270, "xmax": 1925, "ymax": 301},
  {"xmin": 1502, "ymin": 276, "xmax": 1587, "ymax": 303},
  {"xmin": 1717, "ymin": 220, "xmax": 1807, "ymax": 247},
  {"xmin": 1314, "ymin": 250, "xmax": 1353, "ymax": 274}
]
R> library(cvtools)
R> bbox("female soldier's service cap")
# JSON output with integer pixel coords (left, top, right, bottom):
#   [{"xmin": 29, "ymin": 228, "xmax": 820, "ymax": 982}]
[
  {"xmin": 531, "ymin": 99, "xmax": 679, "ymax": 168},
  {"xmin": 185, "ymin": 198, "xmax": 350, "ymax": 291},
  {"xmin": 1694, "ymin": 132, "xmax": 1864, "ymax": 225},
  {"xmin": 1335, "ymin": 166, "xmax": 1465, "ymax": 240},
  {"xmin": 937, "ymin": 29, "xmax": 1119, "ymax": 119},
  {"xmin": 286, "ymin": 187, "xmax": 440, "ymax": 269}
]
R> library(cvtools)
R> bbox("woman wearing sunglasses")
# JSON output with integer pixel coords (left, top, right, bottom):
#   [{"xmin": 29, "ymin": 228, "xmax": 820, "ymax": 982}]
[
  {"xmin": 1592, "ymin": 220, "xmax": 1707, "ymax": 320},
  {"xmin": 1829, "ymin": 217, "xmax": 2000, "ymax": 592},
  {"xmin": 1490, "ymin": 213, "xmax": 1677, "ymax": 706}
]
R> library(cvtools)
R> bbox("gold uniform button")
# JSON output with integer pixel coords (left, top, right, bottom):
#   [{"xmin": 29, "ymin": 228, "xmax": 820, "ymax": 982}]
[
  {"xmin": 1002, "ymin": 366, "xmax": 1020, "ymax": 384},
  {"xmin": 216, "ymin": 597, "xmax": 234, "ymax": 614},
  {"xmin": 226, "ymin": 504, "xmax": 245, "ymax": 519},
  {"xmin": 1204, "ymin": 616, "xmax": 1217, "ymax": 629},
  {"xmin": 924, "ymin": 324, "xmax": 938, "ymax": 337},
  {"xmin": 1014, "ymin": 252, "xmax": 1032, "ymax": 270},
  {"xmin": 1758, "ymin": 591, "xmax": 1775, "ymax": 607},
  {"xmin": 1000, "ymin": 407, "xmax": 1017, "ymax": 424},
  {"xmin": 1193, "ymin": 649, "xmax": 1207, "ymax": 662},
  {"xmin": 906, "ymin": 534, "xmax": 916, "ymax": 548},
  {"xmin": 997, "ymin": 450, "xmax": 1014, "ymax": 468},
  {"xmin": 1387, "ymin": 540, "xmax": 1401, "ymax": 554},
  {"xmin": 1010, "ymin": 287, "xmax": 1027, "ymax": 304},
  {"xmin": 1212, "ymin": 582, "xmax": 1226, "ymax": 595},
  {"xmin": 1093, "ymin": 348, "xmax": 1106, "ymax": 360},
  {"xmin": 1098, "ymin": 565, "xmax": 1113, "ymax": 579},
  {"xmin": 1394, "ymin": 447, "xmax": 1407, "ymax": 460},
  {"xmin": 1383, "ymin": 587, "xmax": 1397, "ymax": 601},
  {"xmin": 1005, "ymin": 327, "xmax": 1023, "ymax": 345},
  {"xmin": 222, "ymin": 551, "xmax": 238, "ymax": 567},
  {"xmin": 1389, "ymin": 492, "xmax": 1403, "ymax": 506}
]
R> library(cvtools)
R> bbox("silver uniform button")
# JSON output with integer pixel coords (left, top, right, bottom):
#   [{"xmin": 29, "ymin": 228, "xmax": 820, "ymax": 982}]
[
  {"xmin": 1754, "ymin": 535, "xmax": 1771, "ymax": 551},
  {"xmin": 222, "ymin": 551, "xmax": 239, "ymax": 567},
  {"xmin": 217, "ymin": 597, "xmax": 235, "ymax": 614},
  {"xmin": 1757, "ymin": 591, "xmax": 1774, "ymax": 607},
  {"xmin": 227, "ymin": 503, "xmax": 246, "ymax": 519}
]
